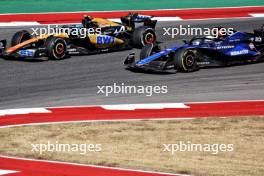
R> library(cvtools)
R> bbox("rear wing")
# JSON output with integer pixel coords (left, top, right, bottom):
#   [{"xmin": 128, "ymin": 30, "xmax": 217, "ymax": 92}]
[{"xmin": 121, "ymin": 13, "xmax": 157, "ymax": 29}]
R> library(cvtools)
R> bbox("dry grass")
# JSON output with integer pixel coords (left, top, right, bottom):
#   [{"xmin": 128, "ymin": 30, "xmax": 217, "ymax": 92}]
[{"xmin": 0, "ymin": 117, "xmax": 264, "ymax": 176}]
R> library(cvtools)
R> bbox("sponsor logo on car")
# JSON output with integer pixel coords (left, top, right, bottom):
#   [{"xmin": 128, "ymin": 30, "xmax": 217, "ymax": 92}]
[
  {"xmin": 251, "ymin": 37, "xmax": 262, "ymax": 42},
  {"xmin": 216, "ymin": 45, "xmax": 235, "ymax": 50},
  {"xmin": 17, "ymin": 50, "xmax": 35, "ymax": 57},
  {"xmin": 114, "ymin": 26, "xmax": 126, "ymax": 35},
  {"xmin": 136, "ymin": 15, "xmax": 152, "ymax": 19},
  {"xmin": 230, "ymin": 49, "xmax": 249, "ymax": 56},
  {"xmin": 97, "ymin": 36, "xmax": 115, "ymax": 45},
  {"xmin": 198, "ymin": 61, "xmax": 210, "ymax": 65}
]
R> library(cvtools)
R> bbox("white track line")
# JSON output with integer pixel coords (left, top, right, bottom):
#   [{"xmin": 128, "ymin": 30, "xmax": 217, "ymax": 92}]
[
  {"xmin": 250, "ymin": 13, "xmax": 264, "ymax": 17},
  {"xmin": 0, "ymin": 103, "xmax": 189, "ymax": 115},
  {"xmin": 0, "ymin": 22, "xmax": 40, "ymax": 27},
  {"xmin": 1, "ymin": 99, "xmax": 261, "ymax": 110},
  {"xmin": 0, "ymin": 108, "xmax": 51, "ymax": 116},
  {"xmin": 101, "ymin": 103, "xmax": 189, "ymax": 110},
  {"xmin": 0, "ymin": 169, "xmax": 19, "ymax": 176}
]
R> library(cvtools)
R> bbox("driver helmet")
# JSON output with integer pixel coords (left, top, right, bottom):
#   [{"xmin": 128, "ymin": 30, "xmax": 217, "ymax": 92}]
[{"xmin": 82, "ymin": 15, "xmax": 93, "ymax": 27}]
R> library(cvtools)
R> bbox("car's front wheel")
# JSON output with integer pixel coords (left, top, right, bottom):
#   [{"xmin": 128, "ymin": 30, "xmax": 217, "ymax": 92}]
[
  {"xmin": 45, "ymin": 37, "xmax": 67, "ymax": 60},
  {"xmin": 11, "ymin": 30, "xmax": 32, "ymax": 46},
  {"xmin": 174, "ymin": 49, "xmax": 200, "ymax": 72}
]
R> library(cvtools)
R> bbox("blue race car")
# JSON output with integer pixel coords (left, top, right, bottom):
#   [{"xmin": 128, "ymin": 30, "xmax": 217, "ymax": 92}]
[{"xmin": 124, "ymin": 27, "xmax": 264, "ymax": 73}]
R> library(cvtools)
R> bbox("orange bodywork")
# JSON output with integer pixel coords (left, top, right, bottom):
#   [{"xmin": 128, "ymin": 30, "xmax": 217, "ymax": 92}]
[
  {"xmin": 92, "ymin": 17, "xmax": 133, "ymax": 31},
  {"xmin": 92, "ymin": 18, "xmax": 120, "ymax": 28},
  {"xmin": 6, "ymin": 33, "xmax": 69, "ymax": 54}
]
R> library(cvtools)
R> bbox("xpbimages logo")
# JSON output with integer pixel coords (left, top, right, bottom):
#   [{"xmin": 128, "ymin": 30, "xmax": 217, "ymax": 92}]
[
  {"xmin": 163, "ymin": 25, "xmax": 234, "ymax": 38},
  {"xmin": 97, "ymin": 83, "xmax": 168, "ymax": 96},
  {"xmin": 30, "ymin": 25, "xmax": 102, "ymax": 38},
  {"xmin": 163, "ymin": 141, "xmax": 234, "ymax": 155},
  {"xmin": 31, "ymin": 141, "xmax": 102, "ymax": 155}
]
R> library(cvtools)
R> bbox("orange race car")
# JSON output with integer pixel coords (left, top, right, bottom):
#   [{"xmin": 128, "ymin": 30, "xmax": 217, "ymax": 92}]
[{"xmin": 0, "ymin": 13, "xmax": 157, "ymax": 60}]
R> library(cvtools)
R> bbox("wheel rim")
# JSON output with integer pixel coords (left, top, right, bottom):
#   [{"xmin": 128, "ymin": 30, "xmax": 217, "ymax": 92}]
[
  {"xmin": 185, "ymin": 54, "xmax": 195, "ymax": 68},
  {"xmin": 144, "ymin": 32, "xmax": 155, "ymax": 44},
  {"xmin": 55, "ymin": 43, "xmax": 65, "ymax": 55},
  {"xmin": 52, "ymin": 42, "xmax": 66, "ymax": 59}
]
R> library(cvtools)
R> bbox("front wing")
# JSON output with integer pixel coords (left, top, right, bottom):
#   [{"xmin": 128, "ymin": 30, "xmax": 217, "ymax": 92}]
[{"xmin": 124, "ymin": 46, "xmax": 179, "ymax": 72}]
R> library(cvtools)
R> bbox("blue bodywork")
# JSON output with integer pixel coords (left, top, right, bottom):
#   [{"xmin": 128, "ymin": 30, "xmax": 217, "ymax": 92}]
[
  {"xmin": 137, "ymin": 46, "xmax": 179, "ymax": 66},
  {"xmin": 135, "ymin": 32, "xmax": 261, "ymax": 67},
  {"xmin": 133, "ymin": 15, "xmax": 152, "ymax": 22}
]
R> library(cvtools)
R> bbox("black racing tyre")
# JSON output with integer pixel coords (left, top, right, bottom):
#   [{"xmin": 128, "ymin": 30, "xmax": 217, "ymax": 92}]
[
  {"xmin": 132, "ymin": 26, "xmax": 156, "ymax": 48},
  {"xmin": 140, "ymin": 43, "xmax": 161, "ymax": 60},
  {"xmin": 11, "ymin": 30, "xmax": 32, "ymax": 46},
  {"xmin": 174, "ymin": 49, "xmax": 200, "ymax": 72},
  {"xmin": 45, "ymin": 37, "xmax": 67, "ymax": 60}
]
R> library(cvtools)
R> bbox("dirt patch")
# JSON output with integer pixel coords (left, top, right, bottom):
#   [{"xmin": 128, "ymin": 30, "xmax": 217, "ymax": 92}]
[{"xmin": 0, "ymin": 116, "xmax": 264, "ymax": 176}]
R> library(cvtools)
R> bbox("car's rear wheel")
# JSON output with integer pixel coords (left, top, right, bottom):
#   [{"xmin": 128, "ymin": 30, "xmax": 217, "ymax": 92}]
[
  {"xmin": 140, "ymin": 44, "xmax": 161, "ymax": 60},
  {"xmin": 174, "ymin": 49, "xmax": 200, "ymax": 72},
  {"xmin": 11, "ymin": 30, "xmax": 32, "ymax": 46},
  {"xmin": 45, "ymin": 37, "xmax": 67, "ymax": 60},
  {"xmin": 132, "ymin": 26, "xmax": 156, "ymax": 48}
]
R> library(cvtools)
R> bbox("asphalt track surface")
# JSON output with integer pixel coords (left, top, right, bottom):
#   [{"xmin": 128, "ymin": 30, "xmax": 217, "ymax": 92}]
[{"xmin": 1, "ymin": 18, "xmax": 264, "ymax": 109}]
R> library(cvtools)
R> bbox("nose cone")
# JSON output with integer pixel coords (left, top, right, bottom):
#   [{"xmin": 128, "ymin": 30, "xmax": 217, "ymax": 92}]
[{"xmin": 114, "ymin": 37, "xmax": 124, "ymax": 45}]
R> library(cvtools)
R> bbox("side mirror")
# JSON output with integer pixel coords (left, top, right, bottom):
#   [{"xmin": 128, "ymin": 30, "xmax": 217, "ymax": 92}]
[{"xmin": 0, "ymin": 40, "xmax": 7, "ymax": 48}]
